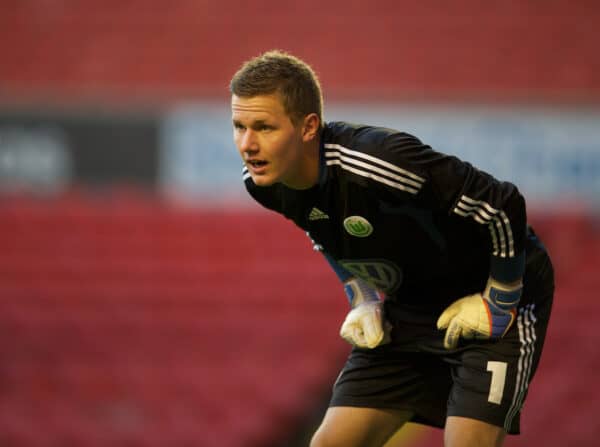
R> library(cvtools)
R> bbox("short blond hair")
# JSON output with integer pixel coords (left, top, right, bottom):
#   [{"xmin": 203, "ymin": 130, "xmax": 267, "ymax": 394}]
[{"xmin": 230, "ymin": 50, "xmax": 324, "ymax": 127}]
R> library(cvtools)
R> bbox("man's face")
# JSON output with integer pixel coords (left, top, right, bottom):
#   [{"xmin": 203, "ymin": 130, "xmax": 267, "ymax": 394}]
[{"xmin": 232, "ymin": 93, "xmax": 305, "ymax": 187}]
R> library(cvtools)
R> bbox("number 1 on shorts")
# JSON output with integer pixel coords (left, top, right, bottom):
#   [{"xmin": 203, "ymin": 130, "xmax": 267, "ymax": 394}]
[{"xmin": 486, "ymin": 361, "xmax": 507, "ymax": 405}]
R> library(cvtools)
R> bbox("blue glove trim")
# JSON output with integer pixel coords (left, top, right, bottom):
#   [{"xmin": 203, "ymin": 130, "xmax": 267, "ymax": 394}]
[
  {"xmin": 485, "ymin": 300, "xmax": 516, "ymax": 338},
  {"xmin": 487, "ymin": 286, "xmax": 522, "ymax": 311},
  {"xmin": 344, "ymin": 278, "xmax": 380, "ymax": 306},
  {"xmin": 344, "ymin": 283, "xmax": 356, "ymax": 304},
  {"xmin": 490, "ymin": 251, "xmax": 525, "ymax": 284}
]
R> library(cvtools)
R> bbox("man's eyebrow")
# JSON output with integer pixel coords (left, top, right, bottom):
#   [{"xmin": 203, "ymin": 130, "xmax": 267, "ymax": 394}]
[{"xmin": 232, "ymin": 118, "xmax": 269, "ymax": 126}]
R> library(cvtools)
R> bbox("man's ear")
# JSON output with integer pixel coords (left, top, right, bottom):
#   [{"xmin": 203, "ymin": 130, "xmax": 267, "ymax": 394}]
[{"xmin": 301, "ymin": 113, "xmax": 320, "ymax": 142}]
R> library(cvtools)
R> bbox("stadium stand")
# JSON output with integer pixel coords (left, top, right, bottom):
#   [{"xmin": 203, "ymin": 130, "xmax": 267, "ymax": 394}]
[
  {"xmin": 0, "ymin": 192, "xmax": 349, "ymax": 446},
  {"xmin": 1, "ymin": 194, "xmax": 599, "ymax": 446},
  {"xmin": 1, "ymin": 1, "xmax": 599, "ymax": 102}
]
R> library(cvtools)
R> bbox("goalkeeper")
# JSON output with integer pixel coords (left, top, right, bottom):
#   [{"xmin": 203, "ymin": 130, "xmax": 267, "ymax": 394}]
[{"xmin": 230, "ymin": 51, "xmax": 554, "ymax": 447}]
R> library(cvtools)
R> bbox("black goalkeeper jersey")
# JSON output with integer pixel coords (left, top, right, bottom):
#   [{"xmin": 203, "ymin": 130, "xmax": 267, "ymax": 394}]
[{"xmin": 243, "ymin": 121, "xmax": 541, "ymax": 313}]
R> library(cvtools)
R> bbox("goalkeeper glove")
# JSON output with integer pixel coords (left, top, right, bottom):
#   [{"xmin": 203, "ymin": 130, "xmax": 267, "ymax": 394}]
[
  {"xmin": 436, "ymin": 277, "xmax": 522, "ymax": 349},
  {"xmin": 339, "ymin": 278, "xmax": 391, "ymax": 348}
]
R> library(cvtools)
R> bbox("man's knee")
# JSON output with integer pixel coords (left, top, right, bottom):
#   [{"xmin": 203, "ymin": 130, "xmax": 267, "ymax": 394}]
[
  {"xmin": 444, "ymin": 416, "xmax": 506, "ymax": 447},
  {"xmin": 309, "ymin": 425, "xmax": 336, "ymax": 447},
  {"xmin": 309, "ymin": 420, "xmax": 386, "ymax": 447},
  {"xmin": 310, "ymin": 407, "xmax": 413, "ymax": 447}
]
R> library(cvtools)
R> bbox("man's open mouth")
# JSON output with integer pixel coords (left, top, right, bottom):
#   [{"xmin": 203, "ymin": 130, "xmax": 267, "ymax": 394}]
[{"xmin": 248, "ymin": 160, "xmax": 268, "ymax": 168}]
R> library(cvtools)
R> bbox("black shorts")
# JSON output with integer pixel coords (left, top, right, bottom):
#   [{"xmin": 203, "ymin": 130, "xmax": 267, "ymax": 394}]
[{"xmin": 329, "ymin": 240, "xmax": 554, "ymax": 434}]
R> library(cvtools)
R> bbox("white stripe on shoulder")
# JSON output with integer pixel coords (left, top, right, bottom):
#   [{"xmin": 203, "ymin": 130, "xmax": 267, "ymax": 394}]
[
  {"xmin": 453, "ymin": 195, "xmax": 515, "ymax": 258},
  {"xmin": 455, "ymin": 201, "xmax": 496, "ymax": 222},
  {"xmin": 325, "ymin": 159, "xmax": 420, "ymax": 194},
  {"xmin": 325, "ymin": 150, "xmax": 423, "ymax": 190},
  {"xmin": 453, "ymin": 206, "xmax": 492, "ymax": 224},
  {"xmin": 460, "ymin": 195, "xmax": 501, "ymax": 216},
  {"xmin": 324, "ymin": 143, "xmax": 426, "ymax": 183}
]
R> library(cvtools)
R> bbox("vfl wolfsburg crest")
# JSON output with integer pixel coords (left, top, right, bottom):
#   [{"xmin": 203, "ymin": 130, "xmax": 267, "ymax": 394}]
[{"xmin": 343, "ymin": 216, "xmax": 373, "ymax": 237}]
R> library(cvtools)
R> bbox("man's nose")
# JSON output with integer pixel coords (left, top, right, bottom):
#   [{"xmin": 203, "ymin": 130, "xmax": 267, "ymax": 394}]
[{"xmin": 240, "ymin": 129, "xmax": 258, "ymax": 152}]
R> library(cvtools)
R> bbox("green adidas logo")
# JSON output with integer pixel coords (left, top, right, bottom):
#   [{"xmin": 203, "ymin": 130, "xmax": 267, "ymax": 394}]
[
  {"xmin": 343, "ymin": 216, "xmax": 373, "ymax": 237},
  {"xmin": 308, "ymin": 207, "xmax": 329, "ymax": 221}
]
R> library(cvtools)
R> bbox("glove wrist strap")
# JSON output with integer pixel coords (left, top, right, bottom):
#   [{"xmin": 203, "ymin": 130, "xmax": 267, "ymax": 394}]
[
  {"xmin": 344, "ymin": 278, "xmax": 380, "ymax": 307},
  {"xmin": 485, "ymin": 277, "xmax": 522, "ymax": 311}
]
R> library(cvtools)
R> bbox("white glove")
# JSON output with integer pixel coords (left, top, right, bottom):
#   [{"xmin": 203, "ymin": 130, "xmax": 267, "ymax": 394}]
[
  {"xmin": 339, "ymin": 278, "xmax": 391, "ymax": 349},
  {"xmin": 340, "ymin": 301, "xmax": 391, "ymax": 348},
  {"xmin": 437, "ymin": 277, "xmax": 522, "ymax": 349}
]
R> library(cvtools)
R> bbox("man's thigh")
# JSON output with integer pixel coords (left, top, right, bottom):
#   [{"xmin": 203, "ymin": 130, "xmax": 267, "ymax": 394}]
[
  {"xmin": 330, "ymin": 346, "xmax": 452, "ymax": 429},
  {"xmin": 310, "ymin": 406, "xmax": 413, "ymax": 447}
]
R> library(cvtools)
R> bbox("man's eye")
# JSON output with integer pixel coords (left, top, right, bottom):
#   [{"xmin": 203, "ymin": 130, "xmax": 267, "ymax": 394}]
[{"xmin": 260, "ymin": 125, "xmax": 273, "ymax": 131}]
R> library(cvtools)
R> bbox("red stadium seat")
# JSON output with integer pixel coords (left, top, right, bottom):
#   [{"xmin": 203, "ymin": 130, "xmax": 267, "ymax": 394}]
[{"xmin": 0, "ymin": 194, "xmax": 347, "ymax": 446}]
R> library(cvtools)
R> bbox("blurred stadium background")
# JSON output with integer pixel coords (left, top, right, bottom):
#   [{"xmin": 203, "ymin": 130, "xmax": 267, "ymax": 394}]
[{"xmin": 1, "ymin": 1, "xmax": 599, "ymax": 446}]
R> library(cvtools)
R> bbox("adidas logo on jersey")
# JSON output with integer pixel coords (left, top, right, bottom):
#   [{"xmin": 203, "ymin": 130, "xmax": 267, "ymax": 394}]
[{"xmin": 308, "ymin": 207, "xmax": 329, "ymax": 221}]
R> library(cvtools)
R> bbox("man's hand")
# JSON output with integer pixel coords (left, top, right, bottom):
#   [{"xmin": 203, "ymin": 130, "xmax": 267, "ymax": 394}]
[
  {"xmin": 339, "ymin": 278, "xmax": 391, "ymax": 349},
  {"xmin": 436, "ymin": 277, "xmax": 522, "ymax": 349},
  {"xmin": 340, "ymin": 301, "xmax": 391, "ymax": 348}
]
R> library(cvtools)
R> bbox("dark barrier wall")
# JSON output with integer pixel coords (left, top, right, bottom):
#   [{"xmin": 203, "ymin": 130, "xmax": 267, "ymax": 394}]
[
  {"xmin": 0, "ymin": 109, "xmax": 159, "ymax": 191},
  {"xmin": 3, "ymin": 104, "xmax": 600, "ymax": 207}
]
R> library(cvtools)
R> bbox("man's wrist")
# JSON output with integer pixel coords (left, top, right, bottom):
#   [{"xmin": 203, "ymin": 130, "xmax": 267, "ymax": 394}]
[
  {"xmin": 344, "ymin": 278, "xmax": 380, "ymax": 307},
  {"xmin": 489, "ymin": 251, "xmax": 525, "ymax": 284},
  {"xmin": 485, "ymin": 277, "xmax": 522, "ymax": 311}
]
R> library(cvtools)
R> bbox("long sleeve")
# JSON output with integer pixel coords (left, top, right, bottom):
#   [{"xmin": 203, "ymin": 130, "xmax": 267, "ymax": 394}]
[{"xmin": 380, "ymin": 131, "xmax": 527, "ymax": 283}]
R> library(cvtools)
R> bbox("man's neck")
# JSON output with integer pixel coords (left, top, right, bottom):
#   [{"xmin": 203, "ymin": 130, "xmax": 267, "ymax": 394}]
[{"xmin": 283, "ymin": 137, "xmax": 321, "ymax": 190}]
